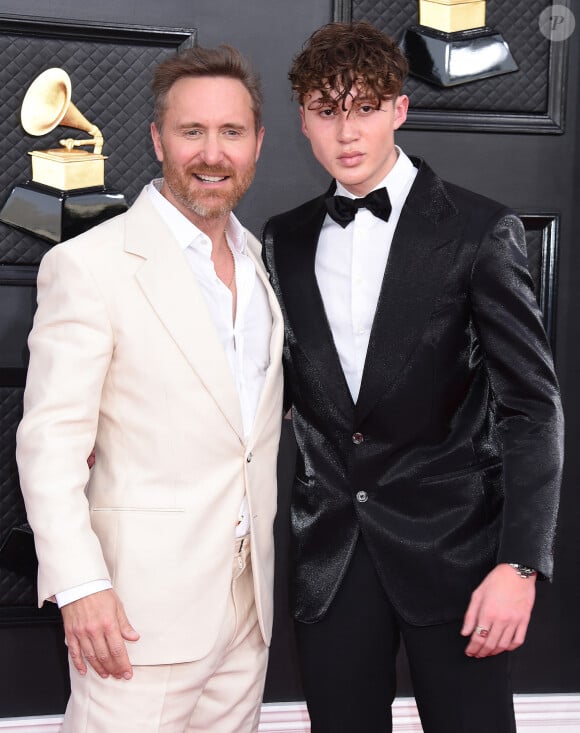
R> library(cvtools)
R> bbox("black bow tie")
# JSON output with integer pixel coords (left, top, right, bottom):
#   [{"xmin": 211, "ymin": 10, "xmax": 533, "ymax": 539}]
[{"xmin": 325, "ymin": 187, "xmax": 392, "ymax": 228}]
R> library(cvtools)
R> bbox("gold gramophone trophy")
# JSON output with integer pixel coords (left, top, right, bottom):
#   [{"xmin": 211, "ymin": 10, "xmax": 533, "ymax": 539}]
[
  {"xmin": 0, "ymin": 68, "xmax": 127, "ymax": 243},
  {"xmin": 401, "ymin": 0, "xmax": 518, "ymax": 87}
]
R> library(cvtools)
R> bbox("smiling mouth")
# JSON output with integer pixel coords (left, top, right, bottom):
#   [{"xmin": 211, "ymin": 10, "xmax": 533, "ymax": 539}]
[{"xmin": 195, "ymin": 174, "xmax": 230, "ymax": 183}]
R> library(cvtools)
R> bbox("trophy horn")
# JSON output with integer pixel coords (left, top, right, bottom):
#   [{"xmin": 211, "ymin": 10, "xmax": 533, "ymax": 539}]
[{"xmin": 20, "ymin": 68, "xmax": 103, "ymax": 154}]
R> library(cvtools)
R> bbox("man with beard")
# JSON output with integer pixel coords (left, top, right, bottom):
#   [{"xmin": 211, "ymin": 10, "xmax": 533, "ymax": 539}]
[{"xmin": 16, "ymin": 45, "xmax": 284, "ymax": 733}]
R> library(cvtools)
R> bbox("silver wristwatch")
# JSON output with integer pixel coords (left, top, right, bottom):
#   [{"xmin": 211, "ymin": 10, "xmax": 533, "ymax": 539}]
[{"xmin": 508, "ymin": 562, "xmax": 537, "ymax": 579}]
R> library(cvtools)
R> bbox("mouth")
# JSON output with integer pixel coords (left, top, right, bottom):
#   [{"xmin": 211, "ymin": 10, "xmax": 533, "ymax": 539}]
[
  {"xmin": 338, "ymin": 152, "xmax": 364, "ymax": 166},
  {"xmin": 194, "ymin": 173, "xmax": 231, "ymax": 184}
]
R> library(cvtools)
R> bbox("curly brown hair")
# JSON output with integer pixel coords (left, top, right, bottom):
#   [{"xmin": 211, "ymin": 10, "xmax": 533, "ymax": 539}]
[
  {"xmin": 152, "ymin": 45, "xmax": 263, "ymax": 132},
  {"xmin": 289, "ymin": 21, "xmax": 408, "ymax": 109}
]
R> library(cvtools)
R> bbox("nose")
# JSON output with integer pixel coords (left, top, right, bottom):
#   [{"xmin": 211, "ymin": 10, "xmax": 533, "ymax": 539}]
[
  {"xmin": 199, "ymin": 133, "xmax": 224, "ymax": 165},
  {"xmin": 336, "ymin": 110, "xmax": 360, "ymax": 143}
]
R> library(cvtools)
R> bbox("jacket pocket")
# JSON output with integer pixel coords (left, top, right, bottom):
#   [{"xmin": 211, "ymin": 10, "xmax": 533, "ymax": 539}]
[{"xmin": 418, "ymin": 459, "xmax": 501, "ymax": 486}]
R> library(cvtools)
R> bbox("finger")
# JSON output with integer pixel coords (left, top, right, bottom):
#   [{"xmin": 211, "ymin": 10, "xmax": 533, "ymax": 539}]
[
  {"xmin": 117, "ymin": 606, "xmax": 140, "ymax": 643},
  {"xmin": 65, "ymin": 634, "xmax": 88, "ymax": 676},
  {"xmin": 84, "ymin": 618, "xmax": 122, "ymax": 678},
  {"xmin": 464, "ymin": 621, "xmax": 492, "ymax": 657},
  {"xmin": 461, "ymin": 596, "xmax": 481, "ymax": 637},
  {"xmin": 487, "ymin": 625, "xmax": 518, "ymax": 657},
  {"xmin": 507, "ymin": 619, "xmax": 529, "ymax": 651},
  {"xmin": 475, "ymin": 625, "xmax": 510, "ymax": 658},
  {"xmin": 78, "ymin": 636, "xmax": 110, "ymax": 678},
  {"xmin": 104, "ymin": 630, "xmax": 134, "ymax": 679}
]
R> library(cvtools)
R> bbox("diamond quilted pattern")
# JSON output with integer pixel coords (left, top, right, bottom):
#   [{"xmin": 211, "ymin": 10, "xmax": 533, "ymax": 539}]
[
  {"xmin": 0, "ymin": 32, "xmax": 177, "ymax": 264},
  {"xmin": 525, "ymin": 228, "xmax": 542, "ymax": 296},
  {"xmin": 0, "ymin": 26, "xmax": 187, "ymax": 610},
  {"xmin": 0, "ymin": 387, "xmax": 37, "ymax": 606},
  {"xmin": 353, "ymin": 0, "xmax": 552, "ymax": 113}
]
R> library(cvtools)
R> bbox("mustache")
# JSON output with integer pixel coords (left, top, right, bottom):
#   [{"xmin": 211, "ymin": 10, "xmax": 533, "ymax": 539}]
[{"xmin": 188, "ymin": 164, "xmax": 235, "ymax": 177}]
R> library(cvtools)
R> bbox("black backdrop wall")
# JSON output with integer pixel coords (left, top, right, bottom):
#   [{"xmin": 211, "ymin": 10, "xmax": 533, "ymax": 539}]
[{"xmin": 0, "ymin": 0, "xmax": 578, "ymax": 717}]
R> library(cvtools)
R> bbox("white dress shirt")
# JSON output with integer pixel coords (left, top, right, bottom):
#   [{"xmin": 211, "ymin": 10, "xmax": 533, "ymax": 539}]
[
  {"xmin": 56, "ymin": 180, "xmax": 271, "ymax": 607},
  {"xmin": 315, "ymin": 147, "xmax": 417, "ymax": 402}
]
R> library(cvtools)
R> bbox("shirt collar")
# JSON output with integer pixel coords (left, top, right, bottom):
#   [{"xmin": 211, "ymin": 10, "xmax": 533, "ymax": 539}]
[
  {"xmin": 335, "ymin": 146, "xmax": 416, "ymax": 206},
  {"xmin": 147, "ymin": 178, "xmax": 247, "ymax": 255}
]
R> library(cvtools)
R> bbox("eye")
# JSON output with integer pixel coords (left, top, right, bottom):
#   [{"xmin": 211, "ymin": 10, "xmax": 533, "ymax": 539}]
[
  {"xmin": 224, "ymin": 128, "xmax": 243, "ymax": 137},
  {"xmin": 319, "ymin": 107, "xmax": 337, "ymax": 118},
  {"xmin": 184, "ymin": 129, "xmax": 202, "ymax": 137},
  {"xmin": 356, "ymin": 104, "xmax": 376, "ymax": 115}
]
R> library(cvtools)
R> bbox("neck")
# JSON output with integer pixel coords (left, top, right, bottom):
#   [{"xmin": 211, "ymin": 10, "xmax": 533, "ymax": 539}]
[{"xmin": 195, "ymin": 215, "xmax": 231, "ymax": 253}]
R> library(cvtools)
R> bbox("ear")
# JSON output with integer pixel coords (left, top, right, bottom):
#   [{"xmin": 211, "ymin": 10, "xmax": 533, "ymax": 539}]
[
  {"xmin": 255, "ymin": 126, "xmax": 265, "ymax": 162},
  {"xmin": 299, "ymin": 106, "xmax": 310, "ymax": 139},
  {"xmin": 150, "ymin": 122, "xmax": 164, "ymax": 162},
  {"xmin": 393, "ymin": 95, "xmax": 409, "ymax": 131}
]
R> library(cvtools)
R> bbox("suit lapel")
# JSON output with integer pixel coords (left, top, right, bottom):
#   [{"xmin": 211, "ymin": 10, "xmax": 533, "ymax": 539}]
[
  {"xmin": 355, "ymin": 161, "xmax": 463, "ymax": 422},
  {"xmin": 125, "ymin": 191, "xmax": 244, "ymax": 441},
  {"xmin": 273, "ymin": 188, "xmax": 354, "ymax": 413}
]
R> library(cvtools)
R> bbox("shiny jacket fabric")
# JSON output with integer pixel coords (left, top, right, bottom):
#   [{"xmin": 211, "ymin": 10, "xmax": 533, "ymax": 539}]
[{"xmin": 262, "ymin": 159, "xmax": 563, "ymax": 626}]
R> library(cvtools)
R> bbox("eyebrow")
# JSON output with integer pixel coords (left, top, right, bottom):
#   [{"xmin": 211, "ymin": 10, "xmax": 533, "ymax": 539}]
[
  {"xmin": 306, "ymin": 94, "xmax": 377, "ymax": 110},
  {"xmin": 175, "ymin": 121, "xmax": 249, "ymax": 131}
]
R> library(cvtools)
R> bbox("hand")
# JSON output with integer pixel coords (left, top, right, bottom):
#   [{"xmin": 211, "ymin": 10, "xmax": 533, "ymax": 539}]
[
  {"xmin": 461, "ymin": 563, "xmax": 536, "ymax": 658},
  {"xmin": 61, "ymin": 589, "xmax": 140, "ymax": 680}
]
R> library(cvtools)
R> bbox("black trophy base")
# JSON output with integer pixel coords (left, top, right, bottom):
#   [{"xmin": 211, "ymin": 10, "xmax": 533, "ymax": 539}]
[
  {"xmin": 0, "ymin": 181, "xmax": 128, "ymax": 244},
  {"xmin": 0, "ymin": 524, "xmax": 37, "ymax": 578},
  {"xmin": 401, "ymin": 25, "xmax": 519, "ymax": 87}
]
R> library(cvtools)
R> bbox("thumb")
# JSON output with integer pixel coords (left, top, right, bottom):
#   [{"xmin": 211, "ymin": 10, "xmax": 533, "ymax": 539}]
[{"xmin": 117, "ymin": 604, "xmax": 140, "ymax": 641}]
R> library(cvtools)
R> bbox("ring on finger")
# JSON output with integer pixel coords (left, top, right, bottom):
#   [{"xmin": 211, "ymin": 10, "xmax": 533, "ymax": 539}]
[{"xmin": 475, "ymin": 625, "xmax": 489, "ymax": 638}]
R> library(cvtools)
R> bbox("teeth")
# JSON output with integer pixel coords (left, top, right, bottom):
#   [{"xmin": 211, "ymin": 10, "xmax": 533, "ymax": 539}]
[{"xmin": 198, "ymin": 175, "xmax": 226, "ymax": 182}]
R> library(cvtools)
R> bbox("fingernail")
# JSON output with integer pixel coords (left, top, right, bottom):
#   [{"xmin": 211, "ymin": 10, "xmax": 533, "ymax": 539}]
[{"xmin": 123, "ymin": 672, "xmax": 132, "ymax": 680}]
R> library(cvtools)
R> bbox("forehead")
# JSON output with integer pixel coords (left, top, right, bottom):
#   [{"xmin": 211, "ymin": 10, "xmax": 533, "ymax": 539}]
[
  {"xmin": 304, "ymin": 83, "xmax": 378, "ymax": 105},
  {"xmin": 163, "ymin": 75, "xmax": 254, "ymax": 123}
]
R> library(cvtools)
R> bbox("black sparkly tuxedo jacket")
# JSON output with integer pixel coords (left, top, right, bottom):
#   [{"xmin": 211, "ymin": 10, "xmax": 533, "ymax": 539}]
[{"xmin": 262, "ymin": 158, "xmax": 563, "ymax": 626}]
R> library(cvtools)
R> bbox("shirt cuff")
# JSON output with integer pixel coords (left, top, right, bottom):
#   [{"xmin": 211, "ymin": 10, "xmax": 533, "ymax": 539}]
[{"xmin": 55, "ymin": 579, "xmax": 113, "ymax": 608}]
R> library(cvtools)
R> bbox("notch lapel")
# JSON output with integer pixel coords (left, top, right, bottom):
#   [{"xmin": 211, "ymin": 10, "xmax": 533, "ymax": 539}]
[
  {"xmin": 355, "ymin": 161, "xmax": 463, "ymax": 423},
  {"xmin": 125, "ymin": 191, "xmax": 244, "ymax": 441}
]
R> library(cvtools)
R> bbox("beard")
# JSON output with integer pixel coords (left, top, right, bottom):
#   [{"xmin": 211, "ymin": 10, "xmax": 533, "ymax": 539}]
[{"xmin": 162, "ymin": 160, "xmax": 256, "ymax": 220}]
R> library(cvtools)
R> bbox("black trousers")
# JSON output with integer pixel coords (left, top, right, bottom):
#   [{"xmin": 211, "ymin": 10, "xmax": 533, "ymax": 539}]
[{"xmin": 295, "ymin": 538, "xmax": 517, "ymax": 733}]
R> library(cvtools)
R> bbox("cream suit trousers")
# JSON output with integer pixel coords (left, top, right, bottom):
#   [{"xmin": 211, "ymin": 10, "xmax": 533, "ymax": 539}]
[{"xmin": 61, "ymin": 539, "xmax": 268, "ymax": 733}]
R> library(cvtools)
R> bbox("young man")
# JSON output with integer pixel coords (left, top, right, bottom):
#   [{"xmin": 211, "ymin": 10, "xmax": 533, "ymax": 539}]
[
  {"xmin": 263, "ymin": 21, "xmax": 563, "ymax": 733},
  {"xmin": 16, "ymin": 46, "xmax": 283, "ymax": 733}
]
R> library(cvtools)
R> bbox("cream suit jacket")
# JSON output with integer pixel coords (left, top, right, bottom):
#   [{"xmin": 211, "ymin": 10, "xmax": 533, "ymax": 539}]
[{"xmin": 16, "ymin": 189, "xmax": 284, "ymax": 666}]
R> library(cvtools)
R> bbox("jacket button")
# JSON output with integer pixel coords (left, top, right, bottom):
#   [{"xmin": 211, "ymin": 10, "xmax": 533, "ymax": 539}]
[
  {"xmin": 246, "ymin": 452, "xmax": 253, "ymax": 463},
  {"xmin": 352, "ymin": 432, "xmax": 364, "ymax": 444},
  {"xmin": 356, "ymin": 491, "xmax": 368, "ymax": 503}
]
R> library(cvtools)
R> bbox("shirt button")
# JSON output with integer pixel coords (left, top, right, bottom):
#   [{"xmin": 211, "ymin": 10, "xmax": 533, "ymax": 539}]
[
  {"xmin": 352, "ymin": 432, "xmax": 364, "ymax": 445},
  {"xmin": 246, "ymin": 452, "xmax": 253, "ymax": 463},
  {"xmin": 356, "ymin": 491, "xmax": 368, "ymax": 503}
]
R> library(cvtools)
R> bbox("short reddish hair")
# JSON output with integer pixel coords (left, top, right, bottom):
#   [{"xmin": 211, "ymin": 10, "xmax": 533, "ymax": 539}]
[{"xmin": 152, "ymin": 45, "xmax": 263, "ymax": 132}]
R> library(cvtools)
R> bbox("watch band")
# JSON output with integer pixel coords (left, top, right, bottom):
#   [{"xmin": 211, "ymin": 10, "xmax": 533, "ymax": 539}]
[{"xmin": 508, "ymin": 562, "xmax": 537, "ymax": 579}]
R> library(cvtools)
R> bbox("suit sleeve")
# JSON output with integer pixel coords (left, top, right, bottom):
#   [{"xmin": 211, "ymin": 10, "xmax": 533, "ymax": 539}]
[
  {"xmin": 470, "ymin": 211, "xmax": 563, "ymax": 579},
  {"xmin": 16, "ymin": 242, "xmax": 114, "ymax": 605}
]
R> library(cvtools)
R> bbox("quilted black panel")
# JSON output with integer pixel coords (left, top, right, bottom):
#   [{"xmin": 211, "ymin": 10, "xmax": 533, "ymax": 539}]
[
  {"xmin": 0, "ymin": 387, "xmax": 36, "ymax": 606},
  {"xmin": 0, "ymin": 28, "xmax": 187, "ymax": 264},
  {"xmin": 0, "ymin": 20, "xmax": 193, "ymax": 612},
  {"xmin": 525, "ymin": 228, "xmax": 542, "ymax": 295},
  {"xmin": 353, "ymin": 0, "xmax": 552, "ymax": 112}
]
